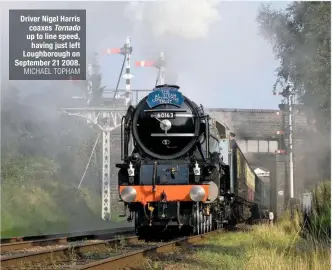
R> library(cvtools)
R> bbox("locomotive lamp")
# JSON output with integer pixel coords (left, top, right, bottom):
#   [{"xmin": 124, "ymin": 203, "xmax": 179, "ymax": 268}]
[
  {"xmin": 159, "ymin": 119, "xmax": 172, "ymax": 134},
  {"xmin": 193, "ymin": 161, "xmax": 201, "ymax": 183},
  {"xmin": 120, "ymin": 186, "xmax": 137, "ymax": 203},
  {"xmin": 193, "ymin": 162, "xmax": 201, "ymax": 175},
  {"xmin": 189, "ymin": 186, "xmax": 206, "ymax": 202},
  {"xmin": 128, "ymin": 162, "xmax": 135, "ymax": 176},
  {"xmin": 130, "ymin": 153, "xmax": 141, "ymax": 163},
  {"xmin": 128, "ymin": 162, "xmax": 135, "ymax": 184},
  {"xmin": 171, "ymin": 167, "xmax": 176, "ymax": 179}
]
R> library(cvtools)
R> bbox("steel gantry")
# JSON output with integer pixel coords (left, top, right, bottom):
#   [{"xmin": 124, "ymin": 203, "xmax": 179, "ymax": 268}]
[
  {"xmin": 62, "ymin": 37, "xmax": 133, "ymax": 221},
  {"xmin": 62, "ymin": 37, "xmax": 167, "ymax": 221},
  {"xmin": 62, "ymin": 107, "xmax": 126, "ymax": 221}
]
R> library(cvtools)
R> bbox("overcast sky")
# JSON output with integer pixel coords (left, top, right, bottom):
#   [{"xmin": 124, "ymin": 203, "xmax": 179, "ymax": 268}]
[{"xmin": 1, "ymin": 1, "xmax": 291, "ymax": 109}]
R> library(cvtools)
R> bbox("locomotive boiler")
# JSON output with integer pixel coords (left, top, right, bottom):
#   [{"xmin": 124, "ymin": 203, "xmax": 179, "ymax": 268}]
[{"xmin": 116, "ymin": 85, "xmax": 269, "ymax": 236}]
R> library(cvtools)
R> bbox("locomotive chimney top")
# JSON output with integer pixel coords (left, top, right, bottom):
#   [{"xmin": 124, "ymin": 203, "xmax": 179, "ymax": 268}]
[{"xmin": 155, "ymin": 84, "xmax": 180, "ymax": 89}]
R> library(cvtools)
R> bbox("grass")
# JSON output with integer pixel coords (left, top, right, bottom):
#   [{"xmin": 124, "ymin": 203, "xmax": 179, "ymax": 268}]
[
  {"xmin": 1, "ymin": 181, "xmax": 128, "ymax": 237},
  {"xmin": 303, "ymin": 180, "xmax": 331, "ymax": 241},
  {"xmin": 1, "ymin": 157, "xmax": 129, "ymax": 238},
  {"xmin": 142, "ymin": 220, "xmax": 330, "ymax": 270},
  {"xmin": 141, "ymin": 181, "xmax": 331, "ymax": 270}
]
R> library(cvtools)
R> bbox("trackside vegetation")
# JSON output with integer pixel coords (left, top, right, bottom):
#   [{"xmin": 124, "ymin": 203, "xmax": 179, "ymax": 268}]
[
  {"xmin": 1, "ymin": 54, "xmax": 127, "ymax": 238},
  {"xmin": 1, "ymin": 157, "xmax": 126, "ymax": 238},
  {"xmin": 141, "ymin": 182, "xmax": 330, "ymax": 270}
]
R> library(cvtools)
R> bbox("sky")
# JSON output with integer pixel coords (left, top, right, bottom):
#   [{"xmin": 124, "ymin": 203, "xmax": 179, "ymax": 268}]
[
  {"xmin": 98, "ymin": 1, "xmax": 291, "ymax": 109},
  {"xmin": 1, "ymin": 1, "xmax": 291, "ymax": 109}
]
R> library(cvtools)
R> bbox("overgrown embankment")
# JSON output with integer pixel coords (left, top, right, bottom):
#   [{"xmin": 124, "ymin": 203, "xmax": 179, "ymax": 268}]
[
  {"xmin": 142, "ymin": 222, "xmax": 330, "ymax": 270},
  {"xmin": 141, "ymin": 182, "xmax": 331, "ymax": 270},
  {"xmin": 1, "ymin": 82, "xmax": 129, "ymax": 238},
  {"xmin": 302, "ymin": 181, "xmax": 331, "ymax": 241},
  {"xmin": 1, "ymin": 157, "xmax": 127, "ymax": 238}
]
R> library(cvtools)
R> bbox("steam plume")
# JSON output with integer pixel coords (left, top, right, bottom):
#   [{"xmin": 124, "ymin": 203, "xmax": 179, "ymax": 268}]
[
  {"xmin": 125, "ymin": 0, "xmax": 221, "ymax": 85},
  {"xmin": 125, "ymin": 0, "xmax": 221, "ymax": 39}
]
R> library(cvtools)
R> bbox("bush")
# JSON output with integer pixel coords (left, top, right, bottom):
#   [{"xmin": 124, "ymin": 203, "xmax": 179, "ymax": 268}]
[
  {"xmin": 1, "ymin": 157, "xmax": 127, "ymax": 237},
  {"xmin": 303, "ymin": 181, "xmax": 331, "ymax": 242}
]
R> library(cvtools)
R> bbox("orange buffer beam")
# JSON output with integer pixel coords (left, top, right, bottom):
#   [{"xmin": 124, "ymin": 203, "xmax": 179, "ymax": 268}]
[{"xmin": 119, "ymin": 185, "xmax": 209, "ymax": 204}]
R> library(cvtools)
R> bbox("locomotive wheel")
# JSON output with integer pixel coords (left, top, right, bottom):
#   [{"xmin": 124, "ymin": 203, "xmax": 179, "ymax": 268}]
[
  {"xmin": 202, "ymin": 213, "xmax": 206, "ymax": 233},
  {"xmin": 193, "ymin": 207, "xmax": 200, "ymax": 235},
  {"xmin": 134, "ymin": 212, "xmax": 140, "ymax": 235},
  {"xmin": 192, "ymin": 211, "xmax": 199, "ymax": 235},
  {"xmin": 205, "ymin": 216, "xmax": 208, "ymax": 233},
  {"xmin": 197, "ymin": 208, "xmax": 201, "ymax": 235},
  {"xmin": 200, "ymin": 212, "xmax": 204, "ymax": 234},
  {"xmin": 209, "ymin": 215, "xmax": 213, "ymax": 231},
  {"xmin": 204, "ymin": 215, "xmax": 208, "ymax": 233}
]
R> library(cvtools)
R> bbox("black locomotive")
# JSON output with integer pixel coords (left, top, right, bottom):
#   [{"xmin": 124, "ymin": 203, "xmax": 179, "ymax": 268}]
[{"xmin": 116, "ymin": 85, "xmax": 269, "ymax": 236}]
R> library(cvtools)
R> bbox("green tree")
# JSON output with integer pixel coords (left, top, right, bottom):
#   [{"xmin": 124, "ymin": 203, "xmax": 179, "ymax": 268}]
[
  {"xmin": 257, "ymin": 1, "xmax": 331, "ymax": 133},
  {"xmin": 90, "ymin": 52, "xmax": 106, "ymax": 105},
  {"xmin": 71, "ymin": 52, "xmax": 105, "ymax": 105}
]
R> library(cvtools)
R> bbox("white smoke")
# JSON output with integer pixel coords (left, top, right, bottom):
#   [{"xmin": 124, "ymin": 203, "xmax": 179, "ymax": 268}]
[
  {"xmin": 125, "ymin": 0, "xmax": 221, "ymax": 39},
  {"xmin": 124, "ymin": 0, "xmax": 221, "ymax": 85}
]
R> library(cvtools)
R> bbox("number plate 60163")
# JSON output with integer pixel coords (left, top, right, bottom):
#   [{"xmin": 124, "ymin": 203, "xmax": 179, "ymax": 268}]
[{"xmin": 153, "ymin": 112, "xmax": 175, "ymax": 119}]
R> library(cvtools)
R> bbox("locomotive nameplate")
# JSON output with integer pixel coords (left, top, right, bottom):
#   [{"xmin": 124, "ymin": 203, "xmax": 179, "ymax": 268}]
[
  {"xmin": 147, "ymin": 87, "xmax": 184, "ymax": 108},
  {"xmin": 150, "ymin": 112, "xmax": 176, "ymax": 119}
]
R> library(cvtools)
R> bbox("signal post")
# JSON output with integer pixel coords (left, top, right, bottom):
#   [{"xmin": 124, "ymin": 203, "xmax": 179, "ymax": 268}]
[
  {"xmin": 273, "ymin": 84, "xmax": 296, "ymax": 218},
  {"xmin": 63, "ymin": 37, "xmax": 133, "ymax": 221}
]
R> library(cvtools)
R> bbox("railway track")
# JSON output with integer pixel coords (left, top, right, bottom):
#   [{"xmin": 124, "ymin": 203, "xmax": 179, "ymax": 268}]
[
  {"xmin": 1, "ymin": 227, "xmax": 135, "ymax": 245},
  {"xmin": 0, "ymin": 227, "xmax": 135, "ymax": 268},
  {"xmin": 1, "ymin": 235, "xmax": 141, "ymax": 269},
  {"xmin": 77, "ymin": 230, "xmax": 224, "ymax": 270},
  {"xmin": 0, "ymin": 228, "xmax": 223, "ymax": 270},
  {"xmin": 1, "ymin": 223, "xmax": 260, "ymax": 269},
  {"xmin": 1, "ymin": 227, "xmax": 135, "ymax": 253}
]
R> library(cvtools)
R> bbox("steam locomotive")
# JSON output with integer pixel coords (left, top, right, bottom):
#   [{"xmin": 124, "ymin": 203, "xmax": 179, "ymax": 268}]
[{"xmin": 116, "ymin": 85, "xmax": 269, "ymax": 236}]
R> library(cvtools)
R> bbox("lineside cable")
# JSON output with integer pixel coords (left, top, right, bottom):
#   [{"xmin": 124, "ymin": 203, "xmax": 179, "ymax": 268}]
[{"xmin": 77, "ymin": 133, "xmax": 101, "ymax": 189}]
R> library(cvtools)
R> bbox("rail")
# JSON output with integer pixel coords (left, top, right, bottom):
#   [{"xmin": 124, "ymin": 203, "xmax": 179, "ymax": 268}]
[
  {"xmin": 0, "ymin": 227, "xmax": 134, "ymax": 244},
  {"xmin": 1, "ymin": 234, "xmax": 138, "ymax": 269},
  {"xmin": 1, "ymin": 229, "xmax": 223, "ymax": 270}
]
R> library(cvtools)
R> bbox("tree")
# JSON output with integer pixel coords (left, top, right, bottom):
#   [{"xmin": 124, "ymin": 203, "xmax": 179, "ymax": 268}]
[
  {"xmin": 90, "ymin": 52, "xmax": 106, "ymax": 105},
  {"xmin": 257, "ymin": 2, "xmax": 331, "ymax": 133},
  {"xmin": 71, "ymin": 52, "xmax": 105, "ymax": 105}
]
